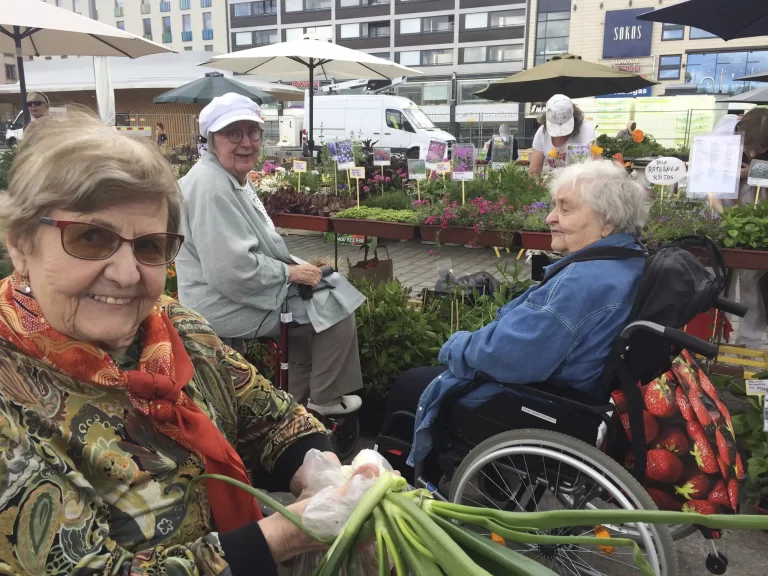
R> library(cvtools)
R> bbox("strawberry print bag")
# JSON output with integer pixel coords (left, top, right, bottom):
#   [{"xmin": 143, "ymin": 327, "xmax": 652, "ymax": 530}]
[{"xmin": 612, "ymin": 349, "xmax": 746, "ymax": 514}]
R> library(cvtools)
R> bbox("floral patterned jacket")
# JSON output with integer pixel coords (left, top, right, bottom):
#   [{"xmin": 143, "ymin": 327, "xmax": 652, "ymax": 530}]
[{"xmin": 0, "ymin": 299, "xmax": 329, "ymax": 575}]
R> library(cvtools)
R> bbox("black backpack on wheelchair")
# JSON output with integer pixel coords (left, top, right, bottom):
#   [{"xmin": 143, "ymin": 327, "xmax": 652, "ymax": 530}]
[{"xmin": 377, "ymin": 235, "xmax": 744, "ymax": 486}]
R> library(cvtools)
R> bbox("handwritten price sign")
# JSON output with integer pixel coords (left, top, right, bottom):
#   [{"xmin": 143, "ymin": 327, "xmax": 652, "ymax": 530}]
[
  {"xmin": 350, "ymin": 167, "xmax": 365, "ymax": 179},
  {"xmin": 293, "ymin": 160, "xmax": 307, "ymax": 173},
  {"xmin": 435, "ymin": 162, "xmax": 451, "ymax": 174}
]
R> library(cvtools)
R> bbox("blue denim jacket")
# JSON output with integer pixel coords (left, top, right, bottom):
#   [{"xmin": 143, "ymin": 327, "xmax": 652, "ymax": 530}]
[{"xmin": 407, "ymin": 233, "xmax": 645, "ymax": 466}]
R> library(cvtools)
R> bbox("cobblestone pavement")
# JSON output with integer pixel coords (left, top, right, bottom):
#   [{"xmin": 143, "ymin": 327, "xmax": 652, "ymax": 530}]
[
  {"xmin": 283, "ymin": 231, "xmax": 531, "ymax": 293},
  {"xmin": 284, "ymin": 231, "xmax": 768, "ymax": 575}
]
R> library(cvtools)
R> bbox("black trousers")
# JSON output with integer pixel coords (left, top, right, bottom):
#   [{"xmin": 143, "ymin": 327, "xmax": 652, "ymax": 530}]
[{"xmin": 383, "ymin": 366, "xmax": 445, "ymax": 442}]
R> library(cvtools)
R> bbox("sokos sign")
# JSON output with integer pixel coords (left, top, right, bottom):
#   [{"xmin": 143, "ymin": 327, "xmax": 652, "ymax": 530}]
[{"xmin": 602, "ymin": 9, "xmax": 653, "ymax": 59}]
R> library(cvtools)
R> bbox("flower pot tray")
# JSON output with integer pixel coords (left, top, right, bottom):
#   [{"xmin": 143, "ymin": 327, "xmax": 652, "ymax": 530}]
[
  {"xmin": 520, "ymin": 231, "xmax": 553, "ymax": 251},
  {"xmin": 721, "ymin": 248, "xmax": 768, "ymax": 271},
  {"xmin": 331, "ymin": 219, "xmax": 417, "ymax": 240},
  {"xmin": 419, "ymin": 226, "xmax": 514, "ymax": 247},
  {"xmin": 273, "ymin": 214, "xmax": 332, "ymax": 233}
]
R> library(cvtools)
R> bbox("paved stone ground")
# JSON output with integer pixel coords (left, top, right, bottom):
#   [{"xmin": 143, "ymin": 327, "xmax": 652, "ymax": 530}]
[
  {"xmin": 283, "ymin": 231, "xmax": 531, "ymax": 294},
  {"xmin": 284, "ymin": 230, "xmax": 768, "ymax": 575}
]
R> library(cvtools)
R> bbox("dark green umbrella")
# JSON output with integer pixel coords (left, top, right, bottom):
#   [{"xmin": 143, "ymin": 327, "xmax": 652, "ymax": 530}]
[
  {"xmin": 153, "ymin": 71, "xmax": 277, "ymax": 105},
  {"xmin": 637, "ymin": 0, "xmax": 768, "ymax": 41},
  {"xmin": 476, "ymin": 54, "xmax": 657, "ymax": 103}
]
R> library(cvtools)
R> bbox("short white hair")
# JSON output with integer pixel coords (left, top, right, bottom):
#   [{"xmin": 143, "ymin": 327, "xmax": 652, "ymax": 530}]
[{"xmin": 548, "ymin": 160, "xmax": 649, "ymax": 236}]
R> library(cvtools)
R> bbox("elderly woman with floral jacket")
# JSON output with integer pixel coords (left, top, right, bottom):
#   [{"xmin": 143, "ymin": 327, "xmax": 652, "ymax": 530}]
[{"xmin": 0, "ymin": 111, "xmax": 379, "ymax": 576}]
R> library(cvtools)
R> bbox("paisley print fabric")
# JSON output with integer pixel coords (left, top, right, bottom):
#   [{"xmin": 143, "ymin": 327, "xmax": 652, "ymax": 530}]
[{"xmin": 0, "ymin": 279, "xmax": 327, "ymax": 575}]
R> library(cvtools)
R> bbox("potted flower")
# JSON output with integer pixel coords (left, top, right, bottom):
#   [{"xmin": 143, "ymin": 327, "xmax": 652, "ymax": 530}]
[{"xmin": 519, "ymin": 202, "xmax": 553, "ymax": 250}]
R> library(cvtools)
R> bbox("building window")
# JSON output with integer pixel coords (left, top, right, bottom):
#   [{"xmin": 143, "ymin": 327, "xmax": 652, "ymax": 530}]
[
  {"xmin": 160, "ymin": 1, "xmax": 171, "ymax": 12},
  {"xmin": 341, "ymin": 22, "xmax": 389, "ymax": 38},
  {"xmin": 184, "ymin": 46, "xmax": 193, "ymax": 51},
  {"xmin": 370, "ymin": 51, "xmax": 390, "ymax": 60},
  {"xmin": 116, "ymin": 21, "xmax": 125, "ymax": 30},
  {"xmin": 459, "ymin": 80, "xmax": 489, "ymax": 103},
  {"xmin": 661, "ymin": 23, "xmax": 685, "ymax": 41},
  {"xmin": 400, "ymin": 49, "xmax": 452, "ymax": 67},
  {"xmin": 690, "ymin": 27, "xmax": 717, "ymax": 39},
  {"xmin": 340, "ymin": 23, "xmax": 359, "ymax": 38},
  {"xmin": 462, "ymin": 44, "xmax": 523, "ymax": 64},
  {"xmin": 535, "ymin": 11, "xmax": 569, "ymax": 66},
  {"xmin": 422, "ymin": 16, "xmax": 453, "ymax": 33},
  {"xmin": 686, "ymin": 50, "xmax": 768, "ymax": 95},
  {"xmin": 400, "ymin": 18, "xmax": 420, "ymax": 34},
  {"xmin": 286, "ymin": 0, "xmax": 330, "ymax": 11},
  {"xmin": 491, "ymin": 9, "xmax": 525, "ymax": 27},
  {"xmin": 233, "ymin": 1, "xmax": 277, "ymax": 17},
  {"xmin": 143, "ymin": 18, "xmax": 152, "ymax": 37},
  {"xmin": 205, "ymin": 44, "xmax": 214, "ymax": 51},
  {"xmin": 465, "ymin": 13, "xmax": 488, "ymax": 29},
  {"xmin": 114, "ymin": 0, "xmax": 124, "ymax": 17},
  {"xmin": 658, "ymin": 55, "xmax": 682, "ymax": 80},
  {"xmin": 180, "ymin": 0, "xmax": 191, "ymax": 9},
  {"xmin": 5, "ymin": 64, "xmax": 16, "ymax": 80},
  {"xmin": 141, "ymin": 0, "xmax": 151, "ymax": 13},
  {"xmin": 203, "ymin": 12, "xmax": 212, "ymax": 30},
  {"xmin": 182, "ymin": 14, "xmax": 192, "ymax": 40},
  {"xmin": 73, "ymin": 0, "xmax": 81, "ymax": 14},
  {"xmin": 201, "ymin": 0, "xmax": 212, "ymax": 6},
  {"xmin": 236, "ymin": 32, "xmax": 253, "ymax": 45},
  {"xmin": 286, "ymin": 26, "xmax": 332, "ymax": 41},
  {"xmin": 256, "ymin": 29, "xmax": 278, "ymax": 44},
  {"xmin": 340, "ymin": 0, "xmax": 389, "ymax": 6},
  {"xmin": 162, "ymin": 16, "xmax": 172, "ymax": 42}
]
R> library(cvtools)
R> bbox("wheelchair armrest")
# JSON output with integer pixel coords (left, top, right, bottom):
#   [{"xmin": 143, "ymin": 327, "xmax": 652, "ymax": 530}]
[{"xmin": 475, "ymin": 373, "xmax": 614, "ymax": 416}]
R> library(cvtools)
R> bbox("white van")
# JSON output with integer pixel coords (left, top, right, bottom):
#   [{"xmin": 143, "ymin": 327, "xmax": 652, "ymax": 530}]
[
  {"xmin": 306, "ymin": 94, "xmax": 455, "ymax": 159},
  {"xmin": 5, "ymin": 107, "xmax": 68, "ymax": 147}
]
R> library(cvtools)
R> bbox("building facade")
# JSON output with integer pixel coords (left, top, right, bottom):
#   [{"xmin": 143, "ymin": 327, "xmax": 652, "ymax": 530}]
[
  {"xmin": 226, "ymin": 0, "xmax": 530, "ymax": 141},
  {"xmin": 527, "ymin": 0, "xmax": 768, "ymax": 98},
  {"xmin": 37, "ymin": 0, "xmax": 229, "ymax": 55}
]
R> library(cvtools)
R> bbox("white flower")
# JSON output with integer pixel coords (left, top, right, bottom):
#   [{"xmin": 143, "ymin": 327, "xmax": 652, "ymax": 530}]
[{"xmin": 305, "ymin": 186, "xmax": 311, "ymax": 192}]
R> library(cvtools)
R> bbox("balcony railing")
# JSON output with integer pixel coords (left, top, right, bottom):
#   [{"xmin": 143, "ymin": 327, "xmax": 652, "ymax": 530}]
[
  {"xmin": 182, "ymin": 30, "xmax": 193, "ymax": 41},
  {"xmin": 201, "ymin": 0, "xmax": 212, "ymax": 6},
  {"xmin": 141, "ymin": 3, "xmax": 151, "ymax": 13},
  {"xmin": 114, "ymin": 6, "xmax": 124, "ymax": 17},
  {"xmin": 202, "ymin": 29, "xmax": 214, "ymax": 40},
  {"xmin": 162, "ymin": 31, "xmax": 173, "ymax": 43},
  {"xmin": 180, "ymin": 0, "xmax": 190, "ymax": 9},
  {"xmin": 143, "ymin": 33, "xmax": 153, "ymax": 40},
  {"xmin": 160, "ymin": 2, "xmax": 171, "ymax": 12}
]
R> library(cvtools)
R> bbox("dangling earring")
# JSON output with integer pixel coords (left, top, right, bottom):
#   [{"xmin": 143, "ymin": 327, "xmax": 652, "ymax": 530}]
[{"xmin": 19, "ymin": 275, "xmax": 31, "ymax": 294}]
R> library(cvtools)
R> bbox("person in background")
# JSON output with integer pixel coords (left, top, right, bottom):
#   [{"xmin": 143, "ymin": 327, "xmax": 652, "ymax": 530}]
[
  {"xmin": 713, "ymin": 109, "xmax": 746, "ymax": 136},
  {"xmin": 485, "ymin": 123, "xmax": 519, "ymax": 162},
  {"xmin": 710, "ymin": 108, "xmax": 768, "ymax": 348},
  {"xmin": 176, "ymin": 93, "xmax": 365, "ymax": 416},
  {"xmin": 155, "ymin": 122, "xmax": 169, "ymax": 155},
  {"xmin": 26, "ymin": 91, "xmax": 50, "ymax": 121},
  {"xmin": 616, "ymin": 121, "xmax": 637, "ymax": 140},
  {"xmin": 530, "ymin": 94, "xmax": 597, "ymax": 177},
  {"xmin": 0, "ymin": 110, "xmax": 383, "ymax": 575}
]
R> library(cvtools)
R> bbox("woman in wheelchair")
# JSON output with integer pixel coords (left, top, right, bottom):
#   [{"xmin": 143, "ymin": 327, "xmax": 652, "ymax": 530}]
[{"xmin": 385, "ymin": 160, "xmax": 650, "ymax": 468}]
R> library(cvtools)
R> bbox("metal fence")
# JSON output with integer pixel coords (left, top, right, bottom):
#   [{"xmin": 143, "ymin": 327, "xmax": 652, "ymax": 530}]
[
  {"xmin": 424, "ymin": 109, "xmax": 725, "ymax": 151},
  {"xmin": 116, "ymin": 113, "xmax": 198, "ymax": 150}
]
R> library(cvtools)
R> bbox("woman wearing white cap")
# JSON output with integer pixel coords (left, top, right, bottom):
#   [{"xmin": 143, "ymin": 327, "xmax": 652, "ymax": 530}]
[
  {"xmin": 176, "ymin": 93, "xmax": 365, "ymax": 416},
  {"xmin": 530, "ymin": 94, "xmax": 597, "ymax": 177}
]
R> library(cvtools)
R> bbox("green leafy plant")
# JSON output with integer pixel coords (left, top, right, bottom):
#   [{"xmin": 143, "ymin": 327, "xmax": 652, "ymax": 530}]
[
  {"xmin": 644, "ymin": 198, "xmax": 724, "ymax": 247},
  {"xmin": 334, "ymin": 206, "xmax": 416, "ymax": 224},
  {"xmin": 363, "ymin": 191, "xmax": 415, "ymax": 211},
  {"xmin": 0, "ymin": 148, "xmax": 16, "ymax": 190},
  {"xmin": 721, "ymin": 202, "xmax": 768, "ymax": 250},
  {"xmin": 596, "ymin": 134, "xmax": 686, "ymax": 160}
]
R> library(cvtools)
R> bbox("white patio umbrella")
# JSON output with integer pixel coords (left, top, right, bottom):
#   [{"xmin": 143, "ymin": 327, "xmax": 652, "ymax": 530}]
[
  {"xmin": 202, "ymin": 37, "xmax": 422, "ymax": 157},
  {"xmin": 0, "ymin": 0, "xmax": 173, "ymax": 123}
]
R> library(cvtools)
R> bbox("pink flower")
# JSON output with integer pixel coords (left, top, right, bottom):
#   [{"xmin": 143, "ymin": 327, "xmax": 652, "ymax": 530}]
[
  {"xmin": 385, "ymin": 177, "xmax": 391, "ymax": 183},
  {"xmin": 363, "ymin": 186, "xmax": 370, "ymax": 192},
  {"xmin": 429, "ymin": 249, "xmax": 436, "ymax": 256}
]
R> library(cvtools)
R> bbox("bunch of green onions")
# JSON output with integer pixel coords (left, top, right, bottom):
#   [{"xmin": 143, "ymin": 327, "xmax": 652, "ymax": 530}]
[{"xmin": 188, "ymin": 472, "xmax": 768, "ymax": 576}]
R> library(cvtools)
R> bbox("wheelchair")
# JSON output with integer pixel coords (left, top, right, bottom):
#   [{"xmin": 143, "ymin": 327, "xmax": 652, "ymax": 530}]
[{"xmin": 376, "ymin": 296, "xmax": 746, "ymax": 576}]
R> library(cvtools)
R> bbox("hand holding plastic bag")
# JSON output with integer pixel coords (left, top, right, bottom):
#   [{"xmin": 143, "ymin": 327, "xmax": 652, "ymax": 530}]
[{"xmin": 290, "ymin": 449, "xmax": 394, "ymax": 575}]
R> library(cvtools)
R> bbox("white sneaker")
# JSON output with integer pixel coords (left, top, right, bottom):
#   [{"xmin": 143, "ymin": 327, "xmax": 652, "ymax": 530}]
[{"xmin": 308, "ymin": 394, "xmax": 362, "ymax": 416}]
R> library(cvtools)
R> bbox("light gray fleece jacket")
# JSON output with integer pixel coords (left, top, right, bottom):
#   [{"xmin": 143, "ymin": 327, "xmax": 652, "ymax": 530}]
[{"xmin": 176, "ymin": 153, "xmax": 365, "ymax": 338}]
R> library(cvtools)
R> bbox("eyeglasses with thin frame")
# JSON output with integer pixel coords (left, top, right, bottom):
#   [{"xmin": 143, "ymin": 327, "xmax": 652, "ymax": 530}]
[
  {"xmin": 223, "ymin": 126, "xmax": 263, "ymax": 144},
  {"xmin": 39, "ymin": 217, "xmax": 184, "ymax": 266},
  {"xmin": 27, "ymin": 101, "xmax": 45, "ymax": 107}
]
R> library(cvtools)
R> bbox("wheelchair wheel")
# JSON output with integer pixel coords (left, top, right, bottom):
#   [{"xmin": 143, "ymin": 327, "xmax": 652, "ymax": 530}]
[{"xmin": 449, "ymin": 429, "xmax": 678, "ymax": 576}]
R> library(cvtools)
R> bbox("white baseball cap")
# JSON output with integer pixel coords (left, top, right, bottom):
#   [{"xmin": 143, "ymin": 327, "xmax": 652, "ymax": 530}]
[
  {"xmin": 199, "ymin": 92, "xmax": 264, "ymax": 139},
  {"xmin": 545, "ymin": 94, "xmax": 574, "ymax": 137}
]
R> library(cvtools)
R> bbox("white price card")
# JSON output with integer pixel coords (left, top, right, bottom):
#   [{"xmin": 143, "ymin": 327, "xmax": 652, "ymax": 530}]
[
  {"xmin": 747, "ymin": 379, "xmax": 768, "ymax": 395},
  {"xmin": 687, "ymin": 134, "xmax": 743, "ymax": 199}
]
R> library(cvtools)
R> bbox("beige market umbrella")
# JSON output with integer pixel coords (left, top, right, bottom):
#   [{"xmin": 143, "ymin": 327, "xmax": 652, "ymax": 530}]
[
  {"xmin": 476, "ymin": 54, "xmax": 657, "ymax": 102},
  {"xmin": 0, "ymin": 0, "xmax": 173, "ymax": 123},
  {"xmin": 202, "ymin": 36, "xmax": 422, "ymax": 157}
]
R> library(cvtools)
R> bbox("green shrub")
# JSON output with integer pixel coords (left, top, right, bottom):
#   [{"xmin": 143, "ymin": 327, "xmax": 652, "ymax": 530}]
[
  {"xmin": 0, "ymin": 148, "xmax": 16, "ymax": 190},
  {"xmin": 334, "ymin": 206, "xmax": 416, "ymax": 224},
  {"xmin": 363, "ymin": 191, "xmax": 414, "ymax": 211}
]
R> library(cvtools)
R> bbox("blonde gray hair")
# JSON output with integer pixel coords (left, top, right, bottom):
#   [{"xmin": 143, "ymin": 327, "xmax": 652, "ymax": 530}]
[
  {"xmin": 549, "ymin": 160, "xmax": 649, "ymax": 236},
  {"xmin": 0, "ymin": 109, "xmax": 181, "ymax": 246}
]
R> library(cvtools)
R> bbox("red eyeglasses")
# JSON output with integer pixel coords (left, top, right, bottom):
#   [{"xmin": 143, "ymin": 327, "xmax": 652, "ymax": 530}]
[{"xmin": 39, "ymin": 218, "xmax": 184, "ymax": 266}]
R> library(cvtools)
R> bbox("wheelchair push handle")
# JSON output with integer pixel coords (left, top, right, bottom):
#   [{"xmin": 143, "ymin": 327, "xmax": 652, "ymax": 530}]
[
  {"xmin": 620, "ymin": 321, "xmax": 719, "ymax": 359},
  {"xmin": 714, "ymin": 296, "xmax": 748, "ymax": 318},
  {"xmin": 319, "ymin": 265, "xmax": 335, "ymax": 278},
  {"xmin": 298, "ymin": 265, "xmax": 336, "ymax": 300}
]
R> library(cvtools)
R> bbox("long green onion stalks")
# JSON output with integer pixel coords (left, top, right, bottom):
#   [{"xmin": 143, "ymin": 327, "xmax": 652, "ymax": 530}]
[{"xmin": 188, "ymin": 473, "xmax": 768, "ymax": 575}]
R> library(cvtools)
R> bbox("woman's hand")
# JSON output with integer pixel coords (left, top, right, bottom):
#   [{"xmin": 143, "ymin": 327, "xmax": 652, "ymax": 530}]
[
  {"xmin": 289, "ymin": 263, "xmax": 322, "ymax": 287},
  {"xmin": 260, "ymin": 463, "xmax": 387, "ymax": 564},
  {"xmin": 741, "ymin": 162, "xmax": 751, "ymax": 179},
  {"xmin": 290, "ymin": 451, "xmax": 341, "ymax": 496},
  {"xmin": 529, "ymin": 150, "xmax": 545, "ymax": 178}
]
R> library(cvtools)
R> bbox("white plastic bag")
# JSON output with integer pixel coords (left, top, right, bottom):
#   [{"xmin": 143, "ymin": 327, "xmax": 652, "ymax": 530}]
[{"xmin": 289, "ymin": 449, "xmax": 393, "ymax": 575}]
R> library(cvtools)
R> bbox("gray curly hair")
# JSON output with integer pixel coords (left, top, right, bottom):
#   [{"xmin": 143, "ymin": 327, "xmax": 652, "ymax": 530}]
[{"xmin": 548, "ymin": 160, "xmax": 649, "ymax": 237}]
